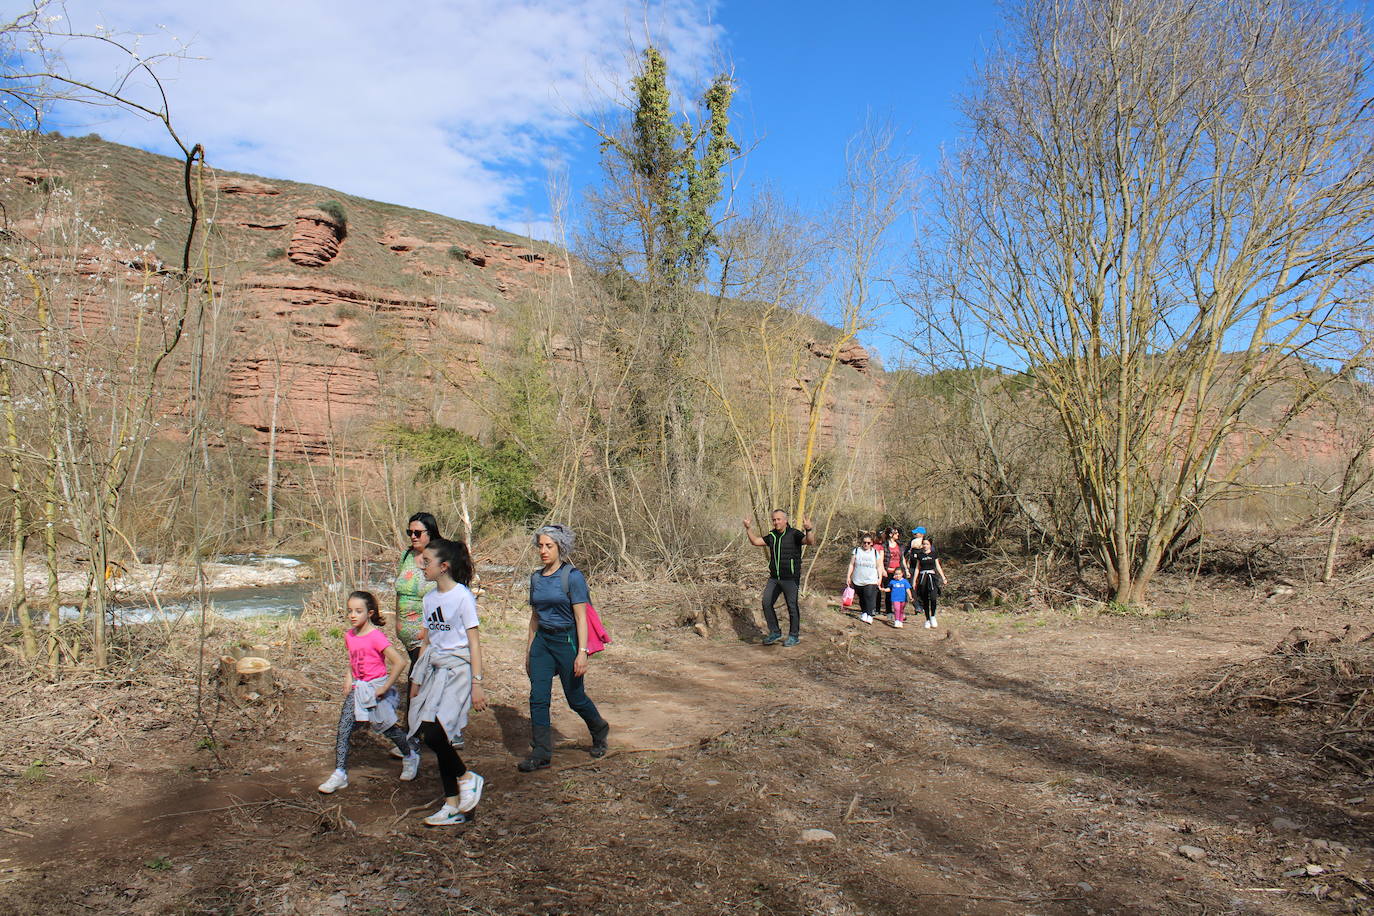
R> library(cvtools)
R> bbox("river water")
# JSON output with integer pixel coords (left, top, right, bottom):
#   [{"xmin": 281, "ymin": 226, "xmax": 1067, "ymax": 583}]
[
  {"xmin": 93, "ymin": 559, "xmax": 520, "ymax": 624},
  {"xmin": 105, "ymin": 582, "xmax": 320, "ymax": 624}
]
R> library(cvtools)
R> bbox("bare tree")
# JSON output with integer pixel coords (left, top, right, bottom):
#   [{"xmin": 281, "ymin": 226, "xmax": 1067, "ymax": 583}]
[
  {"xmin": 1319, "ymin": 299, "xmax": 1374, "ymax": 582},
  {"xmin": 0, "ymin": 3, "xmax": 211, "ymax": 670},
  {"xmin": 918, "ymin": 0, "xmax": 1374, "ymax": 603}
]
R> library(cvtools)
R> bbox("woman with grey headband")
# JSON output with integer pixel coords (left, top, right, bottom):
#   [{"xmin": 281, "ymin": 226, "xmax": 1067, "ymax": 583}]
[{"xmin": 518, "ymin": 523, "xmax": 610, "ymax": 771}]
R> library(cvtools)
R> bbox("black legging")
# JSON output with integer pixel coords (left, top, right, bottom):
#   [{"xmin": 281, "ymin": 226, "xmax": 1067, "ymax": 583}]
[
  {"xmin": 917, "ymin": 574, "xmax": 939, "ymax": 620},
  {"xmin": 857, "ymin": 583, "xmax": 879, "ymax": 617},
  {"xmin": 416, "ymin": 721, "xmax": 466, "ymax": 796}
]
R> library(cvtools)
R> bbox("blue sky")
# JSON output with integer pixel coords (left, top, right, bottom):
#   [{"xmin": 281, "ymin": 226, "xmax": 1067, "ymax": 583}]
[{"xmin": 548, "ymin": 1, "xmax": 1002, "ymax": 219}]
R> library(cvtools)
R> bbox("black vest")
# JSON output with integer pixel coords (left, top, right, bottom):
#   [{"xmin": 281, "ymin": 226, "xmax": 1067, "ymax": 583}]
[{"xmin": 764, "ymin": 527, "xmax": 804, "ymax": 579}]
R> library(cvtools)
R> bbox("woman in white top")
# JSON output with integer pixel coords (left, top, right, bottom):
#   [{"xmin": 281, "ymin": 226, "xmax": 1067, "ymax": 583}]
[{"xmin": 846, "ymin": 532, "xmax": 884, "ymax": 624}]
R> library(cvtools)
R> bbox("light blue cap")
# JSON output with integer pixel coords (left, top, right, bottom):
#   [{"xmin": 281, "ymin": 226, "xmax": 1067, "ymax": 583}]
[{"xmin": 911, "ymin": 527, "xmax": 926, "ymax": 535}]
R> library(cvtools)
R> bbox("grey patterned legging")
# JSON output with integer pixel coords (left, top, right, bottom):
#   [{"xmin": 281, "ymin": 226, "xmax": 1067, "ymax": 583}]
[{"xmin": 336, "ymin": 687, "xmax": 411, "ymax": 771}]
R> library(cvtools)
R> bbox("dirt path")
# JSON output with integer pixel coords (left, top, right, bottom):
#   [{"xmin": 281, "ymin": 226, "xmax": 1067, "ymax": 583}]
[{"xmin": 5, "ymin": 591, "xmax": 1372, "ymax": 914}]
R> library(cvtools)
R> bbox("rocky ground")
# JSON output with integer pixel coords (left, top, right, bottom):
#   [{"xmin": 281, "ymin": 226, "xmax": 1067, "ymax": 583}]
[{"xmin": 1, "ymin": 559, "xmax": 1372, "ymax": 915}]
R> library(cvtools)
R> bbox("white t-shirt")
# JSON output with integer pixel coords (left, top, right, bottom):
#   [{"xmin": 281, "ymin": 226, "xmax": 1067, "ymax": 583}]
[
  {"xmin": 851, "ymin": 547, "xmax": 882, "ymax": 586},
  {"xmin": 420, "ymin": 583, "xmax": 480, "ymax": 651}
]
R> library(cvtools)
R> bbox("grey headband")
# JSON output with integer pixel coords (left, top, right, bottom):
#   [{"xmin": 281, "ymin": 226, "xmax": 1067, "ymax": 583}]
[{"xmin": 534, "ymin": 523, "xmax": 575, "ymax": 560}]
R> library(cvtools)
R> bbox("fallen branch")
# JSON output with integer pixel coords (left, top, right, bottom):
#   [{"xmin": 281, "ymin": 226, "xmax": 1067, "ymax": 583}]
[
  {"xmin": 551, "ymin": 730, "xmax": 732, "ymax": 772},
  {"xmin": 143, "ymin": 798, "xmax": 282, "ymax": 823},
  {"xmin": 842, "ymin": 792, "xmax": 860, "ymax": 823},
  {"xmin": 393, "ymin": 796, "xmax": 443, "ymax": 825}
]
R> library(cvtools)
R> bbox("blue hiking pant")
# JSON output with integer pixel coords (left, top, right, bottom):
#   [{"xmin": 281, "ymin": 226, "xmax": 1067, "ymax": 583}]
[{"xmin": 527, "ymin": 628, "xmax": 604, "ymax": 731}]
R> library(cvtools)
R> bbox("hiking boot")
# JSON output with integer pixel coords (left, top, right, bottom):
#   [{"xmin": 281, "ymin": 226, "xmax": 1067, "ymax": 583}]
[
  {"xmin": 457, "ymin": 771, "xmax": 484, "ymax": 812},
  {"xmin": 518, "ymin": 725, "xmax": 552, "ymax": 772},
  {"xmin": 783, "ymin": 635, "xmax": 800, "ymax": 647},
  {"xmin": 317, "ymin": 770, "xmax": 348, "ymax": 794},
  {"xmin": 400, "ymin": 752, "xmax": 421, "ymax": 781},
  {"xmin": 423, "ymin": 803, "xmax": 469, "ymax": 826},
  {"xmin": 590, "ymin": 719, "xmax": 610, "ymax": 758},
  {"xmin": 762, "ymin": 632, "xmax": 784, "ymax": 646}
]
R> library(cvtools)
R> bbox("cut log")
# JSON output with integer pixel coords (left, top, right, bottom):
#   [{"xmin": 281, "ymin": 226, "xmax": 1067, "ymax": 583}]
[
  {"xmin": 218, "ymin": 654, "xmax": 239, "ymax": 686},
  {"xmin": 234, "ymin": 656, "xmax": 274, "ymax": 700}
]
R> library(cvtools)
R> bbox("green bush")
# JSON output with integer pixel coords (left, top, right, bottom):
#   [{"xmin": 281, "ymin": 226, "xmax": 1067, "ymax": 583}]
[
  {"xmin": 265, "ymin": 246, "xmax": 286, "ymax": 259},
  {"xmin": 448, "ymin": 244, "xmax": 468, "ymax": 261},
  {"xmin": 315, "ymin": 200, "xmax": 348, "ymax": 239},
  {"xmin": 388, "ymin": 424, "xmax": 542, "ymax": 525}
]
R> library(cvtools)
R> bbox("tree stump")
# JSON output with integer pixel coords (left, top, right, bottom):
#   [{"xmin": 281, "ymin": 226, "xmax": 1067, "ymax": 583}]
[
  {"xmin": 234, "ymin": 656, "xmax": 274, "ymax": 701},
  {"xmin": 216, "ymin": 643, "xmax": 275, "ymax": 703}
]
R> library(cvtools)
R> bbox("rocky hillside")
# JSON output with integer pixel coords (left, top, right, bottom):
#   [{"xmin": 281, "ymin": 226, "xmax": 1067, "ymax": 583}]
[{"xmin": 0, "ymin": 133, "xmax": 883, "ymax": 462}]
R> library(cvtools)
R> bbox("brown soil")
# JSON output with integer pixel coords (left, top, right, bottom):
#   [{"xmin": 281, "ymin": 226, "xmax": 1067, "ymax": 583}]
[{"xmin": 2, "ymin": 574, "xmax": 1372, "ymax": 915}]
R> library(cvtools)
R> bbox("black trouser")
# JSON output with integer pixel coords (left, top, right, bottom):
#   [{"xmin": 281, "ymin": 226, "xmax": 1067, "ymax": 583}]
[
  {"xmin": 857, "ymin": 583, "xmax": 879, "ymax": 617},
  {"xmin": 416, "ymin": 721, "xmax": 466, "ymax": 797},
  {"xmin": 917, "ymin": 576, "xmax": 939, "ymax": 620},
  {"xmin": 761, "ymin": 577, "xmax": 801, "ymax": 637}
]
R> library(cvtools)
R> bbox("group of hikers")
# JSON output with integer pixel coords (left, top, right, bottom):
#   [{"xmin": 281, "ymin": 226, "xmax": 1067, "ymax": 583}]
[
  {"xmin": 845, "ymin": 525, "xmax": 947, "ymax": 629},
  {"xmin": 748, "ymin": 511, "xmax": 949, "ymax": 642},
  {"xmin": 317, "ymin": 508, "xmax": 945, "ymax": 826}
]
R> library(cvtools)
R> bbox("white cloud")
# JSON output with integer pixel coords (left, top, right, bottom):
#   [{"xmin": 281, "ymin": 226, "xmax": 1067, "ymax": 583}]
[{"xmin": 44, "ymin": 0, "xmax": 723, "ymax": 238}]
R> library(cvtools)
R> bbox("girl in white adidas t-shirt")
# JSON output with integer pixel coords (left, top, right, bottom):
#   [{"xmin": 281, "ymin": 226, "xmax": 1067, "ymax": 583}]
[{"xmin": 409, "ymin": 538, "xmax": 487, "ymax": 826}]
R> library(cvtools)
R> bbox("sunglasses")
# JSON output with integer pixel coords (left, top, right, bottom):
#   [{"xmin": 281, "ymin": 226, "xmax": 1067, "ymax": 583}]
[{"xmin": 406, "ymin": 529, "xmax": 426, "ymax": 538}]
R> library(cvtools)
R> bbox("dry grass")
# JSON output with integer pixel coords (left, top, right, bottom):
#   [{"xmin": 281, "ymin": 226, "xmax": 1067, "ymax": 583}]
[
  {"xmin": 1200, "ymin": 625, "xmax": 1374, "ymax": 774},
  {"xmin": 0, "ymin": 612, "xmax": 336, "ymax": 775}
]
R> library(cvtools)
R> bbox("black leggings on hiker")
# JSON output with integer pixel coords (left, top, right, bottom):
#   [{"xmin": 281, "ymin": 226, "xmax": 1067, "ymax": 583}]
[
  {"xmin": 416, "ymin": 721, "xmax": 466, "ymax": 796},
  {"xmin": 857, "ymin": 583, "xmax": 879, "ymax": 617},
  {"xmin": 335, "ymin": 688, "xmax": 411, "ymax": 771},
  {"xmin": 916, "ymin": 575, "xmax": 939, "ymax": 621}
]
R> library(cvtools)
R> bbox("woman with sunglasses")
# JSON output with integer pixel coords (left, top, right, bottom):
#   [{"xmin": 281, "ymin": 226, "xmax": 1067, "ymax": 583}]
[
  {"xmin": 846, "ymin": 532, "xmax": 884, "ymax": 625},
  {"xmin": 396, "ymin": 512, "xmax": 441, "ymax": 662}
]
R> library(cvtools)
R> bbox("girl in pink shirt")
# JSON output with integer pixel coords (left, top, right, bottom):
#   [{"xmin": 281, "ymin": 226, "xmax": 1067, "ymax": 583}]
[{"xmin": 317, "ymin": 591, "xmax": 418, "ymax": 793}]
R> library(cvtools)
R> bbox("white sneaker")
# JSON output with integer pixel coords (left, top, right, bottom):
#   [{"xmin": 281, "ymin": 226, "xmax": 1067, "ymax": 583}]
[
  {"xmin": 930, "ymin": 616, "xmax": 938, "ymax": 628},
  {"xmin": 923, "ymin": 619, "xmax": 932, "ymax": 628},
  {"xmin": 317, "ymin": 770, "xmax": 348, "ymax": 794},
  {"xmin": 457, "ymin": 770, "xmax": 484, "ymax": 812},
  {"xmin": 389, "ymin": 746, "xmax": 405, "ymax": 759},
  {"xmin": 423, "ymin": 803, "xmax": 467, "ymax": 826},
  {"xmin": 400, "ymin": 753, "xmax": 420, "ymax": 781},
  {"xmin": 860, "ymin": 613, "xmax": 873, "ymax": 624},
  {"xmin": 892, "ymin": 619, "xmax": 903, "ymax": 628}
]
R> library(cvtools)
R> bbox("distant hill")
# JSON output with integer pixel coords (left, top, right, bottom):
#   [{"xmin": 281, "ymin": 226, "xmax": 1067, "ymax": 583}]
[{"xmin": 0, "ymin": 132, "xmax": 884, "ymax": 461}]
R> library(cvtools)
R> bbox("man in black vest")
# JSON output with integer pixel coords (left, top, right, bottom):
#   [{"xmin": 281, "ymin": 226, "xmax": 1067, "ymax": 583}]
[{"xmin": 743, "ymin": 509, "xmax": 815, "ymax": 646}]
